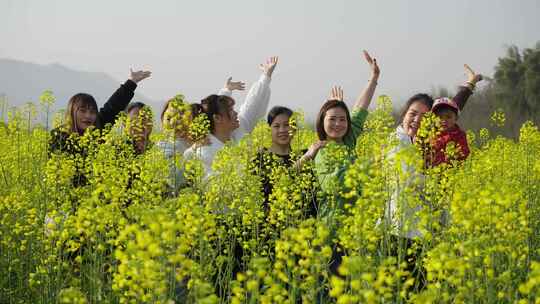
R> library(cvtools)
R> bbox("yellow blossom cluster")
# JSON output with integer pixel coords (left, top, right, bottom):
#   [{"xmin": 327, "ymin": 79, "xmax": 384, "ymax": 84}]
[{"xmin": 0, "ymin": 92, "xmax": 539, "ymax": 303}]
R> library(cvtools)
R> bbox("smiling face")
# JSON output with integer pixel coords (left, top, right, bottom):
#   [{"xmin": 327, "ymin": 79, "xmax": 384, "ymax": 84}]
[
  {"xmin": 66, "ymin": 93, "xmax": 98, "ymax": 134},
  {"xmin": 323, "ymin": 107, "xmax": 349, "ymax": 142},
  {"xmin": 270, "ymin": 113, "xmax": 293, "ymax": 146},
  {"xmin": 74, "ymin": 103, "xmax": 98, "ymax": 133},
  {"xmin": 402, "ymin": 101, "xmax": 430, "ymax": 137}
]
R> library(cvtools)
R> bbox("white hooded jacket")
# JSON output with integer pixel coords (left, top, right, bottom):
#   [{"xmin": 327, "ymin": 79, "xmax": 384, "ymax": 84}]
[
  {"xmin": 183, "ymin": 73, "xmax": 272, "ymax": 178},
  {"xmin": 385, "ymin": 125, "xmax": 426, "ymax": 239}
]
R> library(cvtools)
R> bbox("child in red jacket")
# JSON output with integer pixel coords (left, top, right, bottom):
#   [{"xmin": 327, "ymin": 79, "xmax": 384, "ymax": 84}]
[{"xmin": 430, "ymin": 97, "xmax": 470, "ymax": 166}]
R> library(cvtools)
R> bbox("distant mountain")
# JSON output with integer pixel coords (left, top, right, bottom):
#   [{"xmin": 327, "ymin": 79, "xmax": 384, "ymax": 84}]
[{"xmin": 0, "ymin": 58, "xmax": 155, "ymax": 115}]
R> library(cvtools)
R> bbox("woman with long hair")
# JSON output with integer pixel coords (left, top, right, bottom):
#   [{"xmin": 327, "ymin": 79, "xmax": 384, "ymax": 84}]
[
  {"xmin": 183, "ymin": 57, "xmax": 279, "ymax": 178},
  {"xmin": 49, "ymin": 69, "xmax": 151, "ymax": 155},
  {"xmin": 313, "ymin": 51, "xmax": 380, "ymax": 203},
  {"xmin": 384, "ymin": 64, "xmax": 483, "ymax": 291},
  {"xmin": 387, "ymin": 64, "xmax": 483, "ymax": 239}
]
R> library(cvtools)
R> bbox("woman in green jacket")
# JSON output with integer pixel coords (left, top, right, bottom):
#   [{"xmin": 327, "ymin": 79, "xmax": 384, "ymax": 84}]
[{"xmin": 314, "ymin": 51, "xmax": 380, "ymax": 212}]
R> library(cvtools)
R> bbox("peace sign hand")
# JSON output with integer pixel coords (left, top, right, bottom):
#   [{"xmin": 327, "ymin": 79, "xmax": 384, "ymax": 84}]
[{"xmin": 464, "ymin": 64, "xmax": 483, "ymax": 84}]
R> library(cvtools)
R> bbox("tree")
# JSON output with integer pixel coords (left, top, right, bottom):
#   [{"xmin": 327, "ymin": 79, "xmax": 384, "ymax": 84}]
[{"xmin": 494, "ymin": 42, "xmax": 540, "ymax": 125}]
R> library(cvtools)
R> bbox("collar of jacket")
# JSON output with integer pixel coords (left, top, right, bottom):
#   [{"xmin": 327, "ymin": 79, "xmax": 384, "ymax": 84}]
[{"xmin": 395, "ymin": 125, "xmax": 413, "ymax": 145}]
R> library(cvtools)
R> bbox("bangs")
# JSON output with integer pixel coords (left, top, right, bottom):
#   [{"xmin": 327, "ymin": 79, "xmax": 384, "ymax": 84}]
[
  {"xmin": 70, "ymin": 93, "xmax": 98, "ymax": 111},
  {"xmin": 64, "ymin": 93, "xmax": 98, "ymax": 133},
  {"xmin": 75, "ymin": 101, "xmax": 98, "ymax": 111}
]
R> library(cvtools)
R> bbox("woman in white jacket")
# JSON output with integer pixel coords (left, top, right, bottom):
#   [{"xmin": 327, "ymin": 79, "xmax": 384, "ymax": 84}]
[
  {"xmin": 184, "ymin": 57, "xmax": 279, "ymax": 178},
  {"xmin": 157, "ymin": 80, "xmax": 245, "ymax": 192},
  {"xmin": 387, "ymin": 64, "xmax": 482, "ymax": 239},
  {"xmin": 384, "ymin": 65, "xmax": 482, "ymax": 291}
]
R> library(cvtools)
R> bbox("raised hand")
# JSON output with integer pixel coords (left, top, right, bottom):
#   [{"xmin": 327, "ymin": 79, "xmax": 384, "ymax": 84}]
[
  {"xmin": 464, "ymin": 64, "xmax": 483, "ymax": 85},
  {"xmin": 224, "ymin": 77, "xmax": 246, "ymax": 91},
  {"xmin": 130, "ymin": 69, "xmax": 152, "ymax": 83},
  {"xmin": 363, "ymin": 50, "xmax": 380, "ymax": 79},
  {"xmin": 259, "ymin": 56, "xmax": 279, "ymax": 78},
  {"xmin": 353, "ymin": 50, "xmax": 379, "ymax": 110},
  {"xmin": 329, "ymin": 86, "xmax": 344, "ymax": 101}
]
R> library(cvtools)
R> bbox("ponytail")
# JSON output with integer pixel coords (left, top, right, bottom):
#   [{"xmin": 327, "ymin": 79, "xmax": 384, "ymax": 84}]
[{"xmin": 190, "ymin": 103, "xmax": 205, "ymax": 118}]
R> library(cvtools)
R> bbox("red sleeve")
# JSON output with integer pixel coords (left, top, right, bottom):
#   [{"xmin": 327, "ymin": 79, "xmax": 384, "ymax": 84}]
[{"xmin": 456, "ymin": 131, "xmax": 470, "ymax": 160}]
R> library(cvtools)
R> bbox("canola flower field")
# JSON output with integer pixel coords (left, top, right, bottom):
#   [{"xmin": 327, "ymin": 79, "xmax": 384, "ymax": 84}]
[{"xmin": 1, "ymin": 94, "xmax": 540, "ymax": 303}]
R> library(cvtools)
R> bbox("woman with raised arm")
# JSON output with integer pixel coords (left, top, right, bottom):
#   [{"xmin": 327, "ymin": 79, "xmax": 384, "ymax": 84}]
[
  {"xmin": 384, "ymin": 65, "xmax": 483, "ymax": 291},
  {"xmin": 395, "ymin": 64, "xmax": 482, "ymax": 152},
  {"xmin": 157, "ymin": 80, "xmax": 243, "ymax": 160},
  {"xmin": 49, "ymin": 69, "xmax": 152, "ymax": 155},
  {"xmin": 312, "ymin": 51, "xmax": 379, "ymax": 276},
  {"xmin": 48, "ymin": 69, "xmax": 150, "ymax": 187},
  {"xmin": 157, "ymin": 97, "xmax": 231, "ymax": 192},
  {"xmin": 183, "ymin": 57, "xmax": 279, "ymax": 178},
  {"xmin": 313, "ymin": 51, "xmax": 380, "ymax": 200},
  {"xmin": 387, "ymin": 64, "xmax": 483, "ymax": 239}
]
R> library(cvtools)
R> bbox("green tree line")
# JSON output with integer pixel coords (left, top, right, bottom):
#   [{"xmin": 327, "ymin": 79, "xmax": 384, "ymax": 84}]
[{"xmin": 443, "ymin": 42, "xmax": 540, "ymax": 138}]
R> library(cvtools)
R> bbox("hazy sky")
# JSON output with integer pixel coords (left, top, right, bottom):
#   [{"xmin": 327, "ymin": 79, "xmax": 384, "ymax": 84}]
[{"xmin": 1, "ymin": 0, "xmax": 539, "ymax": 118}]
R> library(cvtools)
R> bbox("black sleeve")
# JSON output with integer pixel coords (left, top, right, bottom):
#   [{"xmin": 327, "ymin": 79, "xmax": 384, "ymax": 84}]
[
  {"xmin": 453, "ymin": 85, "xmax": 473, "ymax": 111},
  {"xmin": 98, "ymin": 79, "xmax": 138, "ymax": 127},
  {"xmin": 48, "ymin": 128, "xmax": 68, "ymax": 155}
]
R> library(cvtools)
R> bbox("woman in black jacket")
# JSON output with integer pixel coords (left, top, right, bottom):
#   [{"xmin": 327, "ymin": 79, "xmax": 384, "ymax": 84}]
[
  {"xmin": 48, "ymin": 69, "xmax": 151, "ymax": 187},
  {"xmin": 48, "ymin": 68, "xmax": 151, "ymax": 155}
]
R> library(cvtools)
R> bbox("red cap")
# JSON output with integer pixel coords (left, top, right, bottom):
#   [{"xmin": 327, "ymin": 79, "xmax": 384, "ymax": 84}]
[{"xmin": 432, "ymin": 97, "xmax": 460, "ymax": 115}]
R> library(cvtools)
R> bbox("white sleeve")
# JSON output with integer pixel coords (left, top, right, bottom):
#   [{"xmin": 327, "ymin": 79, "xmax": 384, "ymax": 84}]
[
  {"xmin": 237, "ymin": 73, "xmax": 272, "ymax": 133},
  {"xmin": 218, "ymin": 88, "xmax": 232, "ymax": 97},
  {"xmin": 183, "ymin": 146, "xmax": 195, "ymax": 160},
  {"xmin": 183, "ymin": 144, "xmax": 216, "ymax": 179}
]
